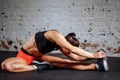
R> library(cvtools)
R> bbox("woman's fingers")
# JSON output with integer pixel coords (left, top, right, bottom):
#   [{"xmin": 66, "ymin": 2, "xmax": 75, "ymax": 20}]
[{"xmin": 95, "ymin": 51, "xmax": 106, "ymax": 59}]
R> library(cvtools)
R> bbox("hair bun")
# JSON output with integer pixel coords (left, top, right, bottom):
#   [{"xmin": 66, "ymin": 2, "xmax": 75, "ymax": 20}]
[{"xmin": 67, "ymin": 32, "xmax": 76, "ymax": 37}]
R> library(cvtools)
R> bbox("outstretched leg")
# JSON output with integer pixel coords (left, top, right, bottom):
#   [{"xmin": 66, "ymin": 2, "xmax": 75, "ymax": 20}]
[
  {"xmin": 52, "ymin": 62, "xmax": 96, "ymax": 70},
  {"xmin": 39, "ymin": 54, "xmax": 96, "ymax": 70},
  {"xmin": 39, "ymin": 54, "xmax": 109, "ymax": 71}
]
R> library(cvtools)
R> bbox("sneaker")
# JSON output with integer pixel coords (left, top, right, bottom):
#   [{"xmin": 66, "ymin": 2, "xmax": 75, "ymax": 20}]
[
  {"xmin": 96, "ymin": 58, "xmax": 109, "ymax": 71},
  {"xmin": 32, "ymin": 60, "xmax": 53, "ymax": 71}
]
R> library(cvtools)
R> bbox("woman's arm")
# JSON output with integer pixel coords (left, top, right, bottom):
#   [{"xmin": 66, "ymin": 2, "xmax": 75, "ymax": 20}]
[{"xmin": 46, "ymin": 30, "xmax": 95, "ymax": 58}]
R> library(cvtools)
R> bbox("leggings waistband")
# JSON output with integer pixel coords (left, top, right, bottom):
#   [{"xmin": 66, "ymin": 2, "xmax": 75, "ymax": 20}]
[{"xmin": 21, "ymin": 47, "xmax": 34, "ymax": 57}]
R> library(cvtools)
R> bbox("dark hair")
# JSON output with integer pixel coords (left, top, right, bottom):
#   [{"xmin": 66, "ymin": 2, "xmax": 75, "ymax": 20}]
[{"xmin": 65, "ymin": 33, "xmax": 80, "ymax": 47}]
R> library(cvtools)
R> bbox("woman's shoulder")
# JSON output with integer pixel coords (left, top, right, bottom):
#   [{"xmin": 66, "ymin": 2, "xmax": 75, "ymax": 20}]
[
  {"xmin": 46, "ymin": 29, "xmax": 60, "ymax": 35},
  {"xmin": 47, "ymin": 29, "xmax": 59, "ymax": 32},
  {"xmin": 45, "ymin": 29, "xmax": 61, "ymax": 41}
]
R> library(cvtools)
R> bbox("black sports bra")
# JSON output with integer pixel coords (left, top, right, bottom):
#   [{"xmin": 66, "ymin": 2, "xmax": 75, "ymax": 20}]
[{"xmin": 35, "ymin": 31, "xmax": 59, "ymax": 54}]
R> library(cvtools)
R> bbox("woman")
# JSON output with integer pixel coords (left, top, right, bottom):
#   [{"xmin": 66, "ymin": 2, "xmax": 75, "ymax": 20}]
[{"xmin": 1, "ymin": 29, "xmax": 109, "ymax": 72}]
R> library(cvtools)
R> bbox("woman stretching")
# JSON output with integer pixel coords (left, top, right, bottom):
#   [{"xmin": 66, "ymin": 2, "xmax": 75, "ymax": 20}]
[{"xmin": 1, "ymin": 29, "xmax": 109, "ymax": 72}]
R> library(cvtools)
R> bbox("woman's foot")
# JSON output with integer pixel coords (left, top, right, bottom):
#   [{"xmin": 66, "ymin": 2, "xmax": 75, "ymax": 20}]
[
  {"xmin": 31, "ymin": 60, "xmax": 53, "ymax": 71},
  {"xmin": 96, "ymin": 58, "xmax": 109, "ymax": 71}
]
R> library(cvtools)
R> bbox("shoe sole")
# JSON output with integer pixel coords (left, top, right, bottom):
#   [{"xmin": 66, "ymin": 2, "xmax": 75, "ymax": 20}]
[
  {"xmin": 32, "ymin": 60, "xmax": 53, "ymax": 69},
  {"xmin": 99, "ymin": 49, "xmax": 109, "ymax": 71},
  {"xmin": 32, "ymin": 60, "xmax": 51, "ymax": 65},
  {"xmin": 103, "ymin": 58, "xmax": 109, "ymax": 71}
]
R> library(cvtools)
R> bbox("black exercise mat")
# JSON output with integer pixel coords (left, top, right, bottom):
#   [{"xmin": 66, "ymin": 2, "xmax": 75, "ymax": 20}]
[{"xmin": 0, "ymin": 51, "xmax": 120, "ymax": 80}]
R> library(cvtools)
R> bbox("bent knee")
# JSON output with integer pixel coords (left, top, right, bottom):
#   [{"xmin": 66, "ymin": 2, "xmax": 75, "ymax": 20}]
[
  {"xmin": 1, "ymin": 62, "xmax": 5, "ymax": 70},
  {"xmin": 2, "ymin": 63, "xmax": 10, "ymax": 71},
  {"xmin": 2, "ymin": 62, "xmax": 15, "ymax": 72}
]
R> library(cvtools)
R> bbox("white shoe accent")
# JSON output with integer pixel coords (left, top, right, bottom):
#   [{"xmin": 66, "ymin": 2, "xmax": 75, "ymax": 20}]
[
  {"xmin": 32, "ymin": 60, "xmax": 50, "ymax": 65},
  {"xmin": 32, "ymin": 60, "xmax": 53, "ymax": 69},
  {"xmin": 103, "ymin": 58, "xmax": 109, "ymax": 71}
]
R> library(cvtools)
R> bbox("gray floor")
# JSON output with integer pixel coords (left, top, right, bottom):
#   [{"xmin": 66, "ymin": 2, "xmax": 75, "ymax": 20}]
[{"xmin": 0, "ymin": 51, "xmax": 120, "ymax": 80}]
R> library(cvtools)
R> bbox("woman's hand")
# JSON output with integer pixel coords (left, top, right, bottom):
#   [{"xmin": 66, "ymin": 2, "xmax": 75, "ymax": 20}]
[{"xmin": 94, "ymin": 49, "xmax": 106, "ymax": 59}]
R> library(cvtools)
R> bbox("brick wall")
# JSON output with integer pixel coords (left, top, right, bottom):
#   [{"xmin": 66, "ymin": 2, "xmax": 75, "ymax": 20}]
[{"xmin": 0, "ymin": 0, "xmax": 120, "ymax": 57}]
